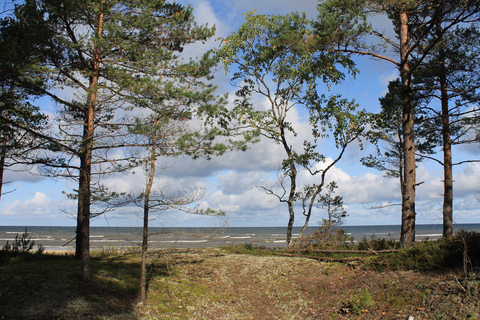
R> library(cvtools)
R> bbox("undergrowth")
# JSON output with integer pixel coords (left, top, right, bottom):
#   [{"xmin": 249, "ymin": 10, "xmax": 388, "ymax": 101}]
[
  {"xmin": 368, "ymin": 230, "xmax": 480, "ymax": 272},
  {"xmin": 223, "ymin": 230, "xmax": 480, "ymax": 275},
  {"xmin": 221, "ymin": 243, "xmax": 278, "ymax": 256}
]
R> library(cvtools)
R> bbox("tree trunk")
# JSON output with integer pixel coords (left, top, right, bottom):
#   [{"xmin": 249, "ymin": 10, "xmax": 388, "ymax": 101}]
[
  {"xmin": 437, "ymin": 27, "xmax": 453, "ymax": 239},
  {"xmin": 78, "ymin": 158, "xmax": 91, "ymax": 282},
  {"xmin": 140, "ymin": 191, "xmax": 150, "ymax": 302},
  {"xmin": 76, "ymin": 9, "xmax": 104, "ymax": 282},
  {"xmin": 399, "ymin": 10, "xmax": 416, "ymax": 248},
  {"xmin": 287, "ymin": 200, "xmax": 295, "ymax": 247},
  {"xmin": 140, "ymin": 118, "xmax": 158, "ymax": 302},
  {"xmin": 0, "ymin": 135, "xmax": 6, "ymax": 203},
  {"xmin": 297, "ymin": 178, "xmax": 325, "ymax": 242},
  {"xmin": 279, "ymin": 126, "xmax": 297, "ymax": 247},
  {"xmin": 397, "ymin": 129, "xmax": 405, "ymax": 231},
  {"xmin": 78, "ymin": 93, "xmax": 95, "ymax": 282}
]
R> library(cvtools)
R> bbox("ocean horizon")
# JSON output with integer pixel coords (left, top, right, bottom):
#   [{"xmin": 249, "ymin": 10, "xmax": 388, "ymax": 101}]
[{"xmin": 1, "ymin": 224, "xmax": 479, "ymax": 251}]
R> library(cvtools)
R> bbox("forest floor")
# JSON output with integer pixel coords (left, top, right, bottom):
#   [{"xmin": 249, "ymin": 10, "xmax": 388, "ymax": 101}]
[{"xmin": 0, "ymin": 247, "xmax": 479, "ymax": 319}]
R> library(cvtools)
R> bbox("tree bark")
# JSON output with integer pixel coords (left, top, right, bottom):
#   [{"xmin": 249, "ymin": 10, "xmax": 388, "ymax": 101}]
[
  {"xmin": 78, "ymin": 154, "xmax": 91, "ymax": 282},
  {"xmin": 279, "ymin": 125, "xmax": 297, "ymax": 247},
  {"xmin": 140, "ymin": 117, "xmax": 158, "ymax": 302},
  {"xmin": 0, "ymin": 135, "xmax": 6, "ymax": 203},
  {"xmin": 437, "ymin": 26, "xmax": 453, "ymax": 239},
  {"xmin": 399, "ymin": 10, "xmax": 416, "ymax": 248},
  {"xmin": 76, "ymin": 9, "xmax": 104, "ymax": 282}
]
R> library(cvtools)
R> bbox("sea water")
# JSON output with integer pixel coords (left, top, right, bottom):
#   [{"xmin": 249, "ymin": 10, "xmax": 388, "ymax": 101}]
[{"xmin": 0, "ymin": 224, "xmax": 479, "ymax": 251}]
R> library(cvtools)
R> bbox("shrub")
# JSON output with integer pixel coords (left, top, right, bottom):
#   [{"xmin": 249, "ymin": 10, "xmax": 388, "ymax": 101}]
[
  {"xmin": 2, "ymin": 228, "xmax": 44, "ymax": 255},
  {"xmin": 368, "ymin": 231, "xmax": 480, "ymax": 272},
  {"xmin": 357, "ymin": 235, "xmax": 400, "ymax": 251},
  {"xmin": 443, "ymin": 230, "xmax": 480, "ymax": 270},
  {"xmin": 294, "ymin": 227, "xmax": 353, "ymax": 249},
  {"xmin": 348, "ymin": 288, "xmax": 374, "ymax": 314}
]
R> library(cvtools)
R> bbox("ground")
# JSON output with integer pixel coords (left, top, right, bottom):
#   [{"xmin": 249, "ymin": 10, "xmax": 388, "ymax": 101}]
[{"xmin": 0, "ymin": 248, "xmax": 478, "ymax": 319}]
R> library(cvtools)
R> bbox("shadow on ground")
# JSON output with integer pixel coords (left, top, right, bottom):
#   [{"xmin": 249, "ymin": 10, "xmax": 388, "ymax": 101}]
[{"xmin": 0, "ymin": 251, "xmax": 152, "ymax": 319}]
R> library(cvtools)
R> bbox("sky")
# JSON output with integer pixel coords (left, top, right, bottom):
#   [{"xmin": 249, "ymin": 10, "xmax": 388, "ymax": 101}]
[{"xmin": 1, "ymin": 0, "xmax": 480, "ymax": 229}]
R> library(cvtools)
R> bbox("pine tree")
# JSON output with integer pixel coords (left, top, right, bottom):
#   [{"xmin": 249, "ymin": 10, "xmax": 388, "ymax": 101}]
[
  {"xmin": 1, "ymin": 0, "xmax": 230, "ymax": 281},
  {"xmin": 317, "ymin": 181, "xmax": 347, "ymax": 240},
  {"xmin": 315, "ymin": 0, "xmax": 480, "ymax": 246}
]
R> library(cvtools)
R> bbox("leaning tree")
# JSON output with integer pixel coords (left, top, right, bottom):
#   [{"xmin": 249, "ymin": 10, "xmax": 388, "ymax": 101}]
[{"xmin": 217, "ymin": 12, "xmax": 369, "ymax": 246}]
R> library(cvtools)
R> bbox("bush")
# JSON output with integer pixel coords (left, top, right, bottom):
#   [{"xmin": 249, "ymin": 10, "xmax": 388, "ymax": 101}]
[
  {"xmin": 443, "ymin": 230, "xmax": 480, "ymax": 271},
  {"xmin": 294, "ymin": 227, "xmax": 353, "ymax": 249},
  {"xmin": 357, "ymin": 235, "xmax": 400, "ymax": 251},
  {"xmin": 368, "ymin": 231, "xmax": 480, "ymax": 272},
  {"xmin": 2, "ymin": 228, "xmax": 42, "ymax": 255}
]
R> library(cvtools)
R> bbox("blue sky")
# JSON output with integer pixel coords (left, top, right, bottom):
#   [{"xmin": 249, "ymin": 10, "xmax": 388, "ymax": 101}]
[{"xmin": 1, "ymin": 0, "xmax": 480, "ymax": 228}]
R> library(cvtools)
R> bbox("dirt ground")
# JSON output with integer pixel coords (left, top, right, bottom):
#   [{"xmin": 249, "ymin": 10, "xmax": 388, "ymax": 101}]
[
  {"xmin": 137, "ymin": 249, "xmax": 472, "ymax": 320},
  {"xmin": 1, "ymin": 248, "xmax": 477, "ymax": 319}
]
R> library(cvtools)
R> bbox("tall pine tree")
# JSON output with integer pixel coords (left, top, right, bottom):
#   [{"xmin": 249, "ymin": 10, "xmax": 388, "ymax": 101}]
[{"xmin": 1, "ymin": 0, "xmax": 230, "ymax": 281}]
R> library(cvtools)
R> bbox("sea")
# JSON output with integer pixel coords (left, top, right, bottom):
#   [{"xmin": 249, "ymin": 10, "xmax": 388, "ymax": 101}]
[{"xmin": 1, "ymin": 224, "xmax": 480, "ymax": 252}]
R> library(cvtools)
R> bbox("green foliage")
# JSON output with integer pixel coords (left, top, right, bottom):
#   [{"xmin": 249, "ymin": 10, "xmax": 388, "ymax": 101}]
[
  {"xmin": 195, "ymin": 207, "xmax": 226, "ymax": 216},
  {"xmin": 2, "ymin": 228, "xmax": 38, "ymax": 254},
  {"xmin": 368, "ymin": 231, "xmax": 480, "ymax": 272},
  {"xmin": 295, "ymin": 228, "xmax": 353, "ymax": 249},
  {"xmin": 348, "ymin": 288, "xmax": 374, "ymax": 315},
  {"xmin": 317, "ymin": 181, "xmax": 347, "ymax": 234},
  {"xmin": 373, "ymin": 240, "xmax": 446, "ymax": 271},
  {"xmin": 0, "ymin": 2, "xmax": 50, "ymax": 195},
  {"xmin": 357, "ymin": 235, "xmax": 400, "ymax": 251},
  {"xmin": 217, "ymin": 11, "xmax": 370, "ymax": 245},
  {"xmin": 443, "ymin": 230, "xmax": 480, "ymax": 271},
  {"xmin": 314, "ymin": 0, "xmax": 372, "ymax": 51}
]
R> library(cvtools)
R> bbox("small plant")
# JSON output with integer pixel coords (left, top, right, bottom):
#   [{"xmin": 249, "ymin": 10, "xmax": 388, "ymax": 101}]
[
  {"xmin": 36, "ymin": 244, "xmax": 46, "ymax": 255},
  {"xmin": 357, "ymin": 235, "xmax": 400, "ymax": 251},
  {"xmin": 348, "ymin": 288, "xmax": 374, "ymax": 314},
  {"xmin": 2, "ymin": 228, "xmax": 37, "ymax": 253},
  {"xmin": 294, "ymin": 227, "xmax": 353, "ymax": 249},
  {"xmin": 317, "ymin": 181, "xmax": 348, "ymax": 240}
]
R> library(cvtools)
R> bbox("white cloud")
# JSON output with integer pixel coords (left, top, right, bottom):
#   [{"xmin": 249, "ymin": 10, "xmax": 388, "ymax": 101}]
[
  {"xmin": 455, "ymin": 163, "xmax": 480, "ymax": 195},
  {"xmin": 379, "ymin": 71, "xmax": 399, "ymax": 87},
  {"xmin": 232, "ymin": 0, "xmax": 318, "ymax": 18},
  {"xmin": 3, "ymin": 192, "xmax": 54, "ymax": 216},
  {"xmin": 217, "ymin": 171, "xmax": 263, "ymax": 195}
]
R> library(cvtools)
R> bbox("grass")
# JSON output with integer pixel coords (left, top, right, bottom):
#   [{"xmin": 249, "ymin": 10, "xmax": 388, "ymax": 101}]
[{"xmin": 0, "ymin": 233, "xmax": 479, "ymax": 319}]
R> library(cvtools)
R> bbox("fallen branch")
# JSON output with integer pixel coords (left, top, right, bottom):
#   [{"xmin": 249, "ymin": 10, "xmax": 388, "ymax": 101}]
[
  {"xmin": 276, "ymin": 253, "xmax": 365, "ymax": 262},
  {"xmin": 287, "ymin": 249, "xmax": 398, "ymax": 255}
]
